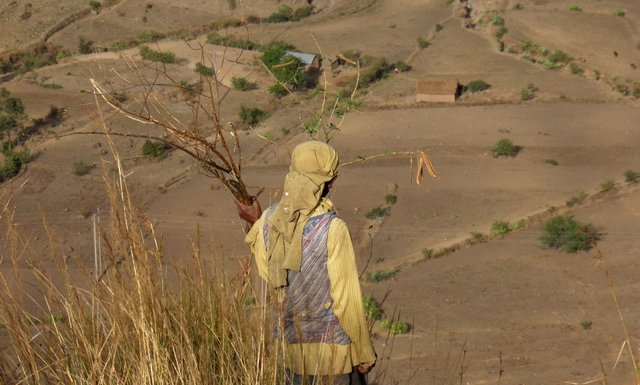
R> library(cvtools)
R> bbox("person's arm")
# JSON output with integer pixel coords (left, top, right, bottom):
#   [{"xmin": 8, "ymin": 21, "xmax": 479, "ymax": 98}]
[
  {"xmin": 326, "ymin": 218, "xmax": 377, "ymax": 371},
  {"xmin": 244, "ymin": 211, "xmax": 268, "ymax": 283}
]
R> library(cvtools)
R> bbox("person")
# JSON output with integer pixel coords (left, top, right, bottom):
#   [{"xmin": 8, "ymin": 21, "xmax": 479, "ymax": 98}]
[{"xmin": 236, "ymin": 141, "xmax": 376, "ymax": 385}]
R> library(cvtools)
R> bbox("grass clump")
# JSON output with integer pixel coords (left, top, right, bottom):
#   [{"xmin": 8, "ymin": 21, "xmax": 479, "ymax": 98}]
[
  {"xmin": 600, "ymin": 179, "xmax": 615, "ymax": 192},
  {"xmin": 613, "ymin": 8, "xmax": 626, "ymax": 17},
  {"xmin": 142, "ymin": 140, "xmax": 170, "ymax": 159},
  {"xmin": 365, "ymin": 206, "xmax": 387, "ymax": 219},
  {"xmin": 231, "ymin": 77, "xmax": 257, "ymax": 91},
  {"xmin": 544, "ymin": 159, "xmax": 559, "ymax": 166},
  {"xmin": 366, "ymin": 268, "xmax": 398, "ymax": 283},
  {"xmin": 88, "ymin": 0, "xmax": 101, "ymax": 11},
  {"xmin": 540, "ymin": 215, "xmax": 598, "ymax": 253},
  {"xmin": 624, "ymin": 169, "xmax": 639, "ymax": 183},
  {"xmin": 580, "ymin": 320, "xmax": 593, "ymax": 330},
  {"xmin": 417, "ymin": 37, "xmax": 430, "ymax": 48},
  {"xmin": 384, "ymin": 194, "xmax": 397, "ymax": 204},
  {"xmin": 239, "ymin": 105, "xmax": 267, "ymax": 125},
  {"xmin": 380, "ymin": 319, "xmax": 410, "ymax": 335},
  {"xmin": 570, "ymin": 63, "xmax": 584, "ymax": 76},
  {"xmin": 139, "ymin": 46, "xmax": 177, "ymax": 63},
  {"xmin": 569, "ymin": 4, "xmax": 582, "ymax": 12},
  {"xmin": 194, "ymin": 62, "xmax": 214, "ymax": 77},
  {"xmin": 71, "ymin": 160, "xmax": 92, "ymax": 176},
  {"xmin": 521, "ymin": 88, "xmax": 534, "ymax": 101},
  {"xmin": 363, "ymin": 295, "xmax": 383, "ymax": 321},
  {"xmin": 468, "ymin": 79, "xmax": 491, "ymax": 93},
  {"xmin": 492, "ymin": 138, "xmax": 518, "ymax": 157},
  {"xmin": 435, "ymin": 24, "xmax": 444, "ymax": 32},
  {"xmin": 137, "ymin": 31, "xmax": 165, "ymax": 44},
  {"xmin": 266, "ymin": 5, "xmax": 314, "ymax": 22},
  {"xmin": 491, "ymin": 220, "xmax": 511, "ymax": 237},
  {"xmin": 470, "ymin": 231, "xmax": 487, "ymax": 243},
  {"xmin": 491, "ymin": 14, "xmax": 505, "ymax": 26}
]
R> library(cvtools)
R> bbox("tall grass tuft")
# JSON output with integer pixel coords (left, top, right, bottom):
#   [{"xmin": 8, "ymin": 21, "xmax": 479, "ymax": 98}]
[{"xmin": 0, "ymin": 166, "xmax": 277, "ymax": 385}]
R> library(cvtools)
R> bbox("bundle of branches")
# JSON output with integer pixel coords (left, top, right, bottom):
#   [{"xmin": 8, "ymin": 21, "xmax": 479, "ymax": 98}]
[{"xmin": 89, "ymin": 47, "xmax": 253, "ymax": 204}]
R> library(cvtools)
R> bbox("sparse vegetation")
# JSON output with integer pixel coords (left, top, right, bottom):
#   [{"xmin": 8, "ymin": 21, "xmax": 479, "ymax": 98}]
[
  {"xmin": 137, "ymin": 31, "xmax": 165, "ymax": 44},
  {"xmin": 206, "ymin": 33, "xmax": 260, "ymax": 50},
  {"xmin": 40, "ymin": 82, "xmax": 63, "ymax": 89},
  {"xmin": 365, "ymin": 206, "xmax": 387, "ymax": 219},
  {"xmin": 570, "ymin": 63, "xmax": 584, "ymax": 76},
  {"xmin": 491, "ymin": 220, "xmax": 511, "ymax": 237},
  {"xmin": 624, "ymin": 169, "xmax": 639, "ymax": 183},
  {"xmin": 79, "ymin": 37, "xmax": 93, "ymax": 54},
  {"xmin": 71, "ymin": 160, "xmax": 92, "ymax": 176},
  {"xmin": 417, "ymin": 37, "xmax": 430, "ymax": 49},
  {"xmin": 139, "ymin": 46, "xmax": 177, "ymax": 63},
  {"xmin": 112, "ymin": 41, "xmax": 127, "ymax": 51},
  {"xmin": 238, "ymin": 105, "xmax": 267, "ymax": 125},
  {"xmin": 491, "ymin": 14, "xmax": 505, "ymax": 26},
  {"xmin": 88, "ymin": 0, "xmax": 101, "ymax": 11},
  {"xmin": 600, "ymin": 179, "xmax": 615, "ymax": 192},
  {"xmin": 580, "ymin": 320, "xmax": 592, "ymax": 330},
  {"xmin": 521, "ymin": 88, "xmax": 534, "ymax": 101},
  {"xmin": 366, "ymin": 268, "xmax": 398, "ymax": 282},
  {"xmin": 470, "ymin": 231, "xmax": 487, "ymax": 243},
  {"xmin": 613, "ymin": 8, "xmax": 626, "ymax": 17},
  {"xmin": 492, "ymin": 138, "xmax": 518, "ymax": 157},
  {"xmin": 566, "ymin": 191, "xmax": 588, "ymax": 207},
  {"xmin": 142, "ymin": 140, "xmax": 170, "ymax": 159},
  {"xmin": 495, "ymin": 26, "xmax": 508, "ymax": 39},
  {"xmin": 545, "ymin": 159, "xmax": 559, "ymax": 166},
  {"xmin": 385, "ymin": 194, "xmax": 397, "ymax": 204},
  {"xmin": 540, "ymin": 215, "xmax": 598, "ymax": 253},
  {"xmin": 194, "ymin": 62, "xmax": 214, "ymax": 77},
  {"xmin": 569, "ymin": 4, "xmax": 582, "ymax": 12},
  {"xmin": 231, "ymin": 77, "xmax": 257, "ymax": 91},
  {"xmin": 380, "ymin": 319, "xmax": 410, "ymax": 335},
  {"xmin": 513, "ymin": 3, "xmax": 524, "ymax": 10},
  {"xmin": 468, "ymin": 79, "xmax": 491, "ymax": 93},
  {"xmin": 266, "ymin": 5, "xmax": 314, "ymax": 23},
  {"xmin": 394, "ymin": 60, "xmax": 411, "ymax": 72},
  {"xmin": 363, "ymin": 295, "xmax": 383, "ymax": 321},
  {"xmin": 435, "ymin": 24, "xmax": 444, "ymax": 32}
]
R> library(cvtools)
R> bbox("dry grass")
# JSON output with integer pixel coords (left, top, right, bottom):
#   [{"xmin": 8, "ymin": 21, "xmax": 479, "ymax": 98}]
[{"xmin": 0, "ymin": 164, "xmax": 278, "ymax": 385}]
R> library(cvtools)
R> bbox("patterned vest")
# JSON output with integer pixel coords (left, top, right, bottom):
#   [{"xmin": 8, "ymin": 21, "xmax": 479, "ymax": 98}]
[{"xmin": 264, "ymin": 206, "xmax": 351, "ymax": 345}]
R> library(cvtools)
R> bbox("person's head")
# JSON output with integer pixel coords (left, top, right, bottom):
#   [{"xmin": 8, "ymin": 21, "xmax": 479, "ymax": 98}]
[{"xmin": 289, "ymin": 141, "xmax": 339, "ymax": 197}]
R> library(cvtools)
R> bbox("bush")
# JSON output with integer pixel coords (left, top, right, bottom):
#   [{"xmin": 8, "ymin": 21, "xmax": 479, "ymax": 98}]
[
  {"xmin": 468, "ymin": 79, "xmax": 491, "ymax": 93},
  {"xmin": 71, "ymin": 161, "xmax": 92, "ymax": 176},
  {"xmin": 613, "ymin": 8, "xmax": 626, "ymax": 17},
  {"xmin": 112, "ymin": 41, "xmax": 127, "ymax": 51},
  {"xmin": 394, "ymin": 60, "xmax": 411, "ymax": 72},
  {"xmin": 548, "ymin": 50, "xmax": 572, "ymax": 65},
  {"xmin": 268, "ymin": 83, "xmax": 288, "ymax": 98},
  {"xmin": 495, "ymin": 26, "xmax": 508, "ymax": 39},
  {"xmin": 417, "ymin": 37, "xmax": 430, "ymax": 48},
  {"xmin": 142, "ymin": 140, "xmax": 170, "ymax": 159},
  {"xmin": 366, "ymin": 268, "xmax": 398, "ymax": 282},
  {"xmin": 569, "ymin": 4, "xmax": 582, "ymax": 12},
  {"xmin": 380, "ymin": 319, "xmax": 410, "ymax": 335},
  {"xmin": 0, "ymin": 114, "xmax": 17, "ymax": 133},
  {"xmin": 492, "ymin": 138, "xmax": 518, "ymax": 157},
  {"xmin": 363, "ymin": 295, "xmax": 383, "ymax": 321},
  {"xmin": 491, "ymin": 220, "xmax": 511, "ymax": 237},
  {"xmin": 365, "ymin": 206, "xmax": 387, "ymax": 219},
  {"xmin": 139, "ymin": 46, "xmax": 176, "ymax": 63},
  {"xmin": 624, "ymin": 169, "xmax": 639, "ymax": 183},
  {"xmin": 566, "ymin": 191, "xmax": 588, "ymax": 207},
  {"xmin": 238, "ymin": 105, "xmax": 267, "ymax": 125},
  {"xmin": 206, "ymin": 33, "xmax": 259, "ymax": 50},
  {"xmin": 3, "ymin": 97, "xmax": 25, "ymax": 115},
  {"xmin": 600, "ymin": 179, "xmax": 615, "ymax": 192},
  {"xmin": 570, "ymin": 63, "xmax": 584, "ymax": 76},
  {"xmin": 491, "ymin": 14, "xmax": 505, "ymax": 26},
  {"xmin": 231, "ymin": 77, "xmax": 257, "ymax": 91},
  {"xmin": 435, "ymin": 23, "xmax": 444, "ymax": 32},
  {"xmin": 79, "ymin": 37, "xmax": 93, "ymax": 54},
  {"xmin": 267, "ymin": 5, "xmax": 293, "ymax": 22},
  {"xmin": 540, "ymin": 215, "xmax": 598, "ymax": 252},
  {"xmin": 137, "ymin": 31, "xmax": 165, "ymax": 44},
  {"xmin": 194, "ymin": 62, "xmax": 214, "ymax": 77},
  {"xmin": 385, "ymin": 194, "xmax": 397, "ymax": 204},
  {"xmin": 521, "ymin": 88, "xmax": 534, "ymax": 101},
  {"xmin": 88, "ymin": 0, "xmax": 101, "ymax": 10},
  {"xmin": 544, "ymin": 159, "xmax": 559, "ymax": 166}
]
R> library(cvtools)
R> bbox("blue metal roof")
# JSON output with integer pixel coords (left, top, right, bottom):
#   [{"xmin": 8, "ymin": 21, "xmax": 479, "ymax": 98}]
[{"xmin": 285, "ymin": 51, "xmax": 317, "ymax": 65}]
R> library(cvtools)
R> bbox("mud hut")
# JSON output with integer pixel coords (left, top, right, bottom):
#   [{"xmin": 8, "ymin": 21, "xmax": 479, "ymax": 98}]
[{"xmin": 416, "ymin": 79, "xmax": 460, "ymax": 103}]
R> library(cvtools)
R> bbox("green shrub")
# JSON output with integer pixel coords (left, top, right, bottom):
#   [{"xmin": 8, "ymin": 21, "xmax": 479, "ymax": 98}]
[
  {"xmin": 40, "ymin": 82, "xmax": 62, "ymax": 89},
  {"xmin": 0, "ymin": 114, "xmax": 17, "ymax": 133},
  {"xmin": 495, "ymin": 26, "xmax": 508, "ymax": 39},
  {"xmin": 632, "ymin": 86, "xmax": 640, "ymax": 99},
  {"xmin": 112, "ymin": 41, "xmax": 127, "ymax": 51},
  {"xmin": 492, "ymin": 138, "xmax": 518, "ymax": 157},
  {"xmin": 613, "ymin": 8, "xmax": 626, "ymax": 17},
  {"xmin": 549, "ymin": 50, "xmax": 572, "ymax": 65},
  {"xmin": 569, "ymin": 4, "xmax": 582, "ymax": 12},
  {"xmin": 366, "ymin": 268, "xmax": 398, "ymax": 282},
  {"xmin": 394, "ymin": 60, "xmax": 411, "ymax": 72},
  {"xmin": 624, "ymin": 169, "xmax": 639, "ymax": 183},
  {"xmin": 139, "ymin": 46, "xmax": 176, "ymax": 63},
  {"xmin": 238, "ymin": 105, "xmax": 267, "ymax": 125},
  {"xmin": 491, "ymin": 220, "xmax": 511, "ymax": 237},
  {"xmin": 580, "ymin": 320, "xmax": 592, "ymax": 330},
  {"xmin": 468, "ymin": 79, "xmax": 491, "ymax": 93},
  {"xmin": 544, "ymin": 159, "xmax": 559, "ymax": 166},
  {"xmin": 268, "ymin": 83, "xmax": 288, "ymax": 98},
  {"xmin": 363, "ymin": 295, "xmax": 383, "ymax": 321},
  {"xmin": 137, "ymin": 31, "xmax": 165, "ymax": 44},
  {"xmin": 491, "ymin": 14, "xmax": 505, "ymax": 26},
  {"xmin": 365, "ymin": 206, "xmax": 387, "ymax": 219},
  {"xmin": 71, "ymin": 161, "xmax": 92, "ymax": 176},
  {"xmin": 380, "ymin": 319, "xmax": 410, "ymax": 335},
  {"xmin": 142, "ymin": 140, "xmax": 170, "ymax": 159},
  {"xmin": 293, "ymin": 5, "xmax": 314, "ymax": 20},
  {"xmin": 513, "ymin": 3, "xmax": 524, "ymax": 10},
  {"xmin": 540, "ymin": 215, "xmax": 598, "ymax": 252},
  {"xmin": 470, "ymin": 232, "xmax": 487, "ymax": 243},
  {"xmin": 231, "ymin": 77, "xmax": 257, "ymax": 91},
  {"xmin": 435, "ymin": 24, "xmax": 444, "ymax": 32},
  {"xmin": 88, "ymin": 0, "xmax": 101, "ymax": 10},
  {"xmin": 417, "ymin": 37, "xmax": 430, "ymax": 48},
  {"xmin": 206, "ymin": 33, "xmax": 260, "ymax": 50},
  {"xmin": 600, "ymin": 179, "xmax": 615, "ymax": 192},
  {"xmin": 385, "ymin": 194, "xmax": 397, "ymax": 204},
  {"xmin": 267, "ymin": 5, "xmax": 293, "ymax": 22},
  {"xmin": 520, "ymin": 88, "xmax": 534, "ymax": 101},
  {"xmin": 79, "ymin": 37, "xmax": 93, "ymax": 54},
  {"xmin": 194, "ymin": 62, "xmax": 214, "ymax": 77}
]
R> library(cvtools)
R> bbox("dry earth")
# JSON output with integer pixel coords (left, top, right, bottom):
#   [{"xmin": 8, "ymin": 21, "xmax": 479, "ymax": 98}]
[{"xmin": 1, "ymin": 0, "xmax": 640, "ymax": 383}]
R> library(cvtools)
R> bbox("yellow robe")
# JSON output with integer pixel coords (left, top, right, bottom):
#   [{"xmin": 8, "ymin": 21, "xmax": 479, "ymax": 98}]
[{"xmin": 245, "ymin": 198, "xmax": 376, "ymax": 375}]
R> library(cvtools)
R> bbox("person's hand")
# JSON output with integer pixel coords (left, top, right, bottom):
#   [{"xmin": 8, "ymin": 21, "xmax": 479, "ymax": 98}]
[{"xmin": 234, "ymin": 197, "xmax": 262, "ymax": 226}]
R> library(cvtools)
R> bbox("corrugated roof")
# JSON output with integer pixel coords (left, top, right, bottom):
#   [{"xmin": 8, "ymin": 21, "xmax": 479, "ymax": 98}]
[
  {"xmin": 285, "ymin": 51, "xmax": 317, "ymax": 65},
  {"xmin": 416, "ymin": 79, "xmax": 459, "ymax": 95}
]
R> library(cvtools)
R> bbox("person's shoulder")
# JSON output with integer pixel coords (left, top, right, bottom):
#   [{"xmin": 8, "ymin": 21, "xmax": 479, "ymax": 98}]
[{"xmin": 328, "ymin": 215, "xmax": 349, "ymax": 233}]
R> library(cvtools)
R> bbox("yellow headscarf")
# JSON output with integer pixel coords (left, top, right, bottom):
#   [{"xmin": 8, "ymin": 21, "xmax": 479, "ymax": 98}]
[{"xmin": 266, "ymin": 141, "xmax": 339, "ymax": 288}]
